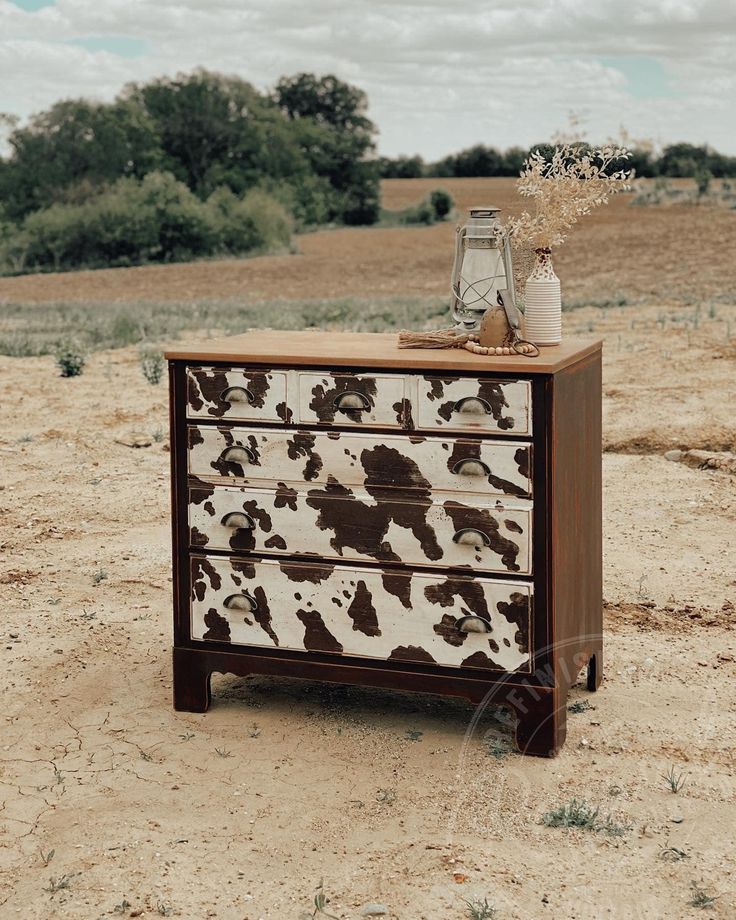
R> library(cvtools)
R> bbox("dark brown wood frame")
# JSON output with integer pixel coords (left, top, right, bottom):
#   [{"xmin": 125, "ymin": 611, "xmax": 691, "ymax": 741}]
[{"xmin": 169, "ymin": 348, "xmax": 602, "ymax": 757}]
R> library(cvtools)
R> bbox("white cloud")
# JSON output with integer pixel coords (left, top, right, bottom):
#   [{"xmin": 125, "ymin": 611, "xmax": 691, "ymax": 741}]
[{"xmin": 0, "ymin": 0, "xmax": 734, "ymax": 156}]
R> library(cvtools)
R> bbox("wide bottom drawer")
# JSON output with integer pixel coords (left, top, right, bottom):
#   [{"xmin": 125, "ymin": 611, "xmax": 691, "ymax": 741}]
[
  {"xmin": 190, "ymin": 556, "xmax": 532, "ymax": 673},
  {"xmin": 189, "ymin": 484, "xmax": 532, "ymax": 575}
]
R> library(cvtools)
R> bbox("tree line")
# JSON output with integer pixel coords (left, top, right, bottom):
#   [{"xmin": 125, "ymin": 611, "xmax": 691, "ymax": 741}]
[
  {"xmin": 379, "ymin": 142, "xmax": 736, "ymax": 180},
  {"xmin": 0, "ymin": 70, "xmax": 380, "ymax": 274}
]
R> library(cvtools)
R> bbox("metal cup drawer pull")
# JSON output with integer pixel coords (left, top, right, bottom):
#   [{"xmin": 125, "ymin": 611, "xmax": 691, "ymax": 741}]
[
  {"xmin": 220, "ymin": 445, "xmax": 256, "ymax": 465},
  {"xmin": 221, "ymin": 511, "xmax": 255, "ymax": 530},
  {"xmin": 333, "ymin": 391, "xmax": 371, "ymax": 412},
  {"xmin": 451, "ymin": 457, "xmax": 491, "ymax": 477},
  {"xmin": 455, "ymin": 615, "xmax": 493, "ymax": 634},
  {"xmin": 220, "ymin": 386, "xmax": 254, "ymax": 405},
  {"xmin": 452, "ymin": 528, "xmax": 491, "ymax": 547},
  {"xmin": 224, "ymin": 590, "xmax": 258, "ymax": 612},
  {"xmin": 452, "ymin": 396, "xmax": 492, "ymax": 415}
]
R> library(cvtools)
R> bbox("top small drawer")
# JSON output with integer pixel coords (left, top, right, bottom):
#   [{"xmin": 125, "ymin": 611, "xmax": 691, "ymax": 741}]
[
  {"xmin": 297, "ymin": 371, "xmax": 406, "ymax": 428},
  {"xmin": 416, "ymin": 376, "xmax": 532, "ymax": 435},
  {"xmin": 187, "ymin": 367, "xmax": 288, "ymax": 422}
]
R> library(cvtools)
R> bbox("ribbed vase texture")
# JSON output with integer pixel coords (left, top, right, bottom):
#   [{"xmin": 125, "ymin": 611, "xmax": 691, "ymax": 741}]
[{"xmin": 524, "ymin": 250, "xmax": 561, "ymax": 346}]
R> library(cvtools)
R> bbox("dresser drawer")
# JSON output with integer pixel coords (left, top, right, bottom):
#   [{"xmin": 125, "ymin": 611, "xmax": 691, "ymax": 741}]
[
  {"xmin": 187, "ymin": 366, "xmax": 289, "ymax": 422},
  {"xmin": 416, "ymin": 376, "xmax": 531, "ymax": 435},
  {"xmin": 190, "ymin": 556, "xmax": 532, "ymax": 672},
  {"xmin": 188, "ymin": 426, "xmax": 532, "ymax": 499},
  {"xmin": 189, "ymin": 484, "xmax": 532, "ymax": 575},
  {"xmin": 297, "ymin": 371, "xmax": 406, "ymax": 428}
]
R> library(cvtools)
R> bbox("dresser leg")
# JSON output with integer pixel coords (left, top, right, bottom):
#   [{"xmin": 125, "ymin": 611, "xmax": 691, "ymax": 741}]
[
  {"xmin": 586, "ymin": 646, "xmax": 603, "ymax": 692},
  {"xmin": 507, "ymin": 688, "xmax": 566, "ymax": 757},
  {"xmin": 173, "ymin": 647, "xmax": 212, "ymax": 713}
]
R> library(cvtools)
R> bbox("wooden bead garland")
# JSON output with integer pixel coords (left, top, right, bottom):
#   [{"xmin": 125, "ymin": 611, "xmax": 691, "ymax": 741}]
[{"xmin": 462, "ymin": 334, "xmax": 535, "ymax": 356}]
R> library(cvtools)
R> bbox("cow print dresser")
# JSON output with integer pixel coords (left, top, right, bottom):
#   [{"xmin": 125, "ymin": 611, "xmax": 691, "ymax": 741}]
[{"xmin": 166, "ymin": 331, "xmax": 602, "ymax": 756}]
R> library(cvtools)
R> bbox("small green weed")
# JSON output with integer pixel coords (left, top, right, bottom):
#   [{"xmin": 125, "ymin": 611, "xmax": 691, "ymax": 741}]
[
  {"xmin": 543, "ymin": 798, "xmax": 630, "ymax": 837},
  {"xmin": 54, "ymin": 340, "xmax": 86, "ymax": 377},
  {"xmin": 543, "ymin": 798, "xmax": 599, "ymax": 830},
  {"xmin": 139, "ymin": 347, "xmax": 165, "ymax": 385},
  {"xmin": 214, "ymin": 746, "xmax": 232, "ymax": 758},
  {"xmin": 92, "ymin": 569, "xmax": 108, "ymax": 585},
  {"xmin": 485, "ymin": 736, "xmax": 511, "ymax": 760},
  {"xmin": 113, "ymin": 900, "xmax": 131, "ymax": 914},
  {"xmin": 405, "ymin": 729, "xmax": 423, "ymax": 742},
  {"xmin": 39, "ymin": 848, "xmax": 55, "ymax": 867},
  {"xmin": 688, "ymin": 881, "xmax": 718, "ymax": 909},
  {"xmin": 44, "ymin": 873, "xmax": 76, "ymax": 895},
  {"xmin": 311, "ymin": 878, "xmax": 339, "ymax": 919},
  {"xmin": 660, "ymin": 845, "xmax": 690, "ymax": 862},
  {"xmin": 568, "ymin": 699, "xmax": 594, "ymax": 714},
  {"xmin": 663, "ymin": 765, "xmax": 687, "ymax": 793},
  {"xmin": 376, "ymin": 787, "xmax": 396, "ymax": 806},
  {"xmin": 463, "ymin": 896, "xmax": 498, "ymax": 919}
]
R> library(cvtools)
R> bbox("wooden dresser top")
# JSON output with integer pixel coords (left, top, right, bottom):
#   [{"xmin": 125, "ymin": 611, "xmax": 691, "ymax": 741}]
[{"xmin": 165, "ymin": 330, "xmax": 601, "ymax": 374}]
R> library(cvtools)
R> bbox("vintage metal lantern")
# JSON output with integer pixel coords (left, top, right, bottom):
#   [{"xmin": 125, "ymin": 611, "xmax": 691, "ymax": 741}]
[{"xmin": 450, "ymin": 206, "xmax": 516, "ymax": 332}]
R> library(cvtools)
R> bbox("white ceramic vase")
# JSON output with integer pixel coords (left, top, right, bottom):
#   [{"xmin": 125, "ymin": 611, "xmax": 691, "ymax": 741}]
[{"xmin": 523, "ymin": 248, "xmax": 561, "ymax": 346}]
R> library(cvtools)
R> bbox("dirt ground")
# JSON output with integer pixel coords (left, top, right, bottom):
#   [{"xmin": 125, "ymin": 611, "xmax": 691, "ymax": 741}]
[
  {"xmin": 1, "ymin": 180, "xmax": 735, "ymax": 918},
  {"xmin": 1, "ymin": 178, "xmax": 734, "ymax": 309}
]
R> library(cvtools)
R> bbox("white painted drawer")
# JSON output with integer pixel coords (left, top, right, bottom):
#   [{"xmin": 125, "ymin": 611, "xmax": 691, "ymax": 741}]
[
  {"xmin": 190, "ymin": 555, "xmax": 532, "ymax": 672},
  {"xmin": 189, "ymin": 484, "xmax": 532, "ymax": 575},
  {"xmin": 297, "ymin": 371, "xmax": 407, "ymax": 428},
  {"xmin": 187, "ymin": 366, "xmax": 288, "ymax": 422},
  {"xmin": 187, "ymin": 426, "xmax": 532, "ymax": 499},
  {"xmin": 415, "ymin": 376, "xmax": 531, "ymax": 435}
]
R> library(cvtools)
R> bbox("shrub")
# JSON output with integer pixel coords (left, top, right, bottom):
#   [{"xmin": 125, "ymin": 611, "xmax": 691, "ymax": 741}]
[
  {"xmin": 429, "ymin": 188, "xmax": 454, "ymax": 219},
  {"xmin": 207, "ymin": 187, "xmax": 292, "ymax": 254},
  {"xmin": 54, "ymin": 340, "xmax": 86, "ymax": 377},
  {"xmin": 2, "ymin": 172, "xmax": 293, "ymax": 274},
  {"xmin": 400, "ymin": 200, "xmax": 435, "ymax": 225},
  {"xmin": 139, "ymin": 347, "xmax": 165, "ymax": 384}
]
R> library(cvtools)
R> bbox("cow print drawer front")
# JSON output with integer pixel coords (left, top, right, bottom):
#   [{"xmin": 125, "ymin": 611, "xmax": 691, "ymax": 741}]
[
  {"xmin": 416, "ymin": 376, "xmax": 531, "ymax": 435},
  {"xmin": 297, "ymin": 372, "xmax": 407, "ymax": 428},
  {"xmin": 188, "ymin": 426, "xmax": 532, "ymax": 499},
  {"xmin": 187, "ymin": 366, "xmax": 289, "ymax": 422},
  {"xmin": 189, "ymin": 484, "xmax": 532, "ymax": 575},
  {"xmin": 190, "ymin": 556, "xmax": 532, "ymax": 672}
]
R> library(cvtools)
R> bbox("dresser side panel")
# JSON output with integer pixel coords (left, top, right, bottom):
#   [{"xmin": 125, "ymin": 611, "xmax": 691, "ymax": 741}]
[{"xmin": 550, "ymin": 351, "xmax": 603, "ymax": 685}]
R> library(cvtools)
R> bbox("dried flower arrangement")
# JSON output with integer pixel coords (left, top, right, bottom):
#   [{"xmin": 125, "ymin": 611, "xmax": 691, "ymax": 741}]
[
  {"xmin": 509, "ymin": 144, "xmax": 634, "ymax": 249},
  {"xmin": 507, "ymin": 144, "xmax": 635, "ymax": 345}
]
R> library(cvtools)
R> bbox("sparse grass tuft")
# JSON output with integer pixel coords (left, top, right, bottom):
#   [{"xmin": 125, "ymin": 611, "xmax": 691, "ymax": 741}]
[
  {"xmin": 688, "ymin": 881, "xmax": 718, "ymax": 909},
  {"xmin": 92, "ymin": 568, "xmax": 108, "ymax": 585},
  {"xmin": 44, "ymin": 873, "xmax": 76, "ymax": 895},
  {"xmin": 376, "ymin": 787, "xmax": 396, "ymax": 806},
  {"xmin": 660, "ymin": 845, "xmax": 690, "ymax": 862},
  {"xmin": 663, "ymin": 765, "xmax": 687, "ymax": 793},
  {"xmin": 543, "ymin": 798, "xmax": 630, "ymax": 837},
  {"xmin": 214, "ymin": 746, "xmax": 233, "ymax": 758},
  {"xmin": 485, "ymin": 736, "xmax": 512, "ymax": 760},
  {"xmin": 463, "ymin": 896, "xmax": 498, "ymax": 919},
  {"xmin": 405, "ymin": 729, "xmax": 423, "ymax": 742},
  {"xmin": 543, "ymin": 798, "xmax": 599, "ymax": 830},
  {"xmin": 39, "ymin": 848, "xmax": 55, "ymax": 867},
  {"xmin": 568, "ymin": 699, "xmax": 594, "ymax": 714},
  {"xmin": 311, "ymin": 878, "xmax": 340, "ymax": 919}
]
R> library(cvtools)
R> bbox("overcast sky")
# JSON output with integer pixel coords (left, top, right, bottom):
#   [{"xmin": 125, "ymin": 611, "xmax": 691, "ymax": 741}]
[{"xmin": 1, "ymin": 0, "xmax": 735, "ymax": 158}]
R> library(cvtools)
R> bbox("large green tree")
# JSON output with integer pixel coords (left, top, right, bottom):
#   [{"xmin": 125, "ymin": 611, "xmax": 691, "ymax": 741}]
[
  {"xmin": 274, "ymin": 73, "xmax": 380, "ymax": 224},
  {"xmin": 0, "ymin": 99, "xmax": 161, "ymax": 221}
]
